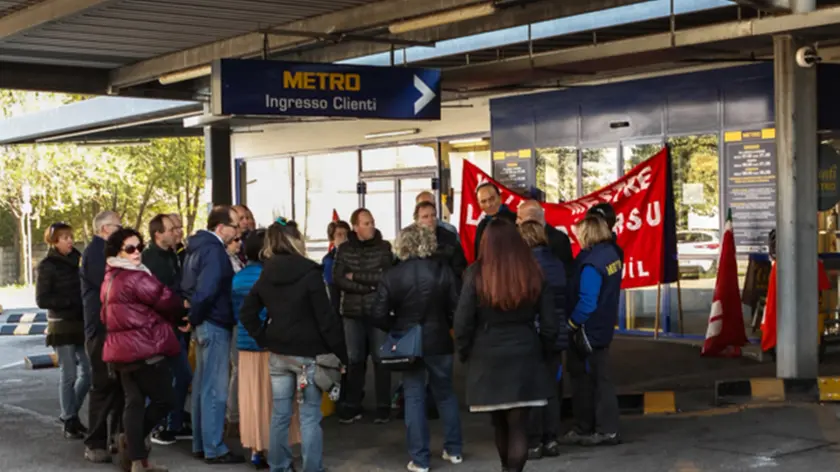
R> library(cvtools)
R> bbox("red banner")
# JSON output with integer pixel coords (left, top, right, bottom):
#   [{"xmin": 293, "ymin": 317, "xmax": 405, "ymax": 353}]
[{"xmin": 459, "ymin": 147, "xmax": 671, "ymax": 289}]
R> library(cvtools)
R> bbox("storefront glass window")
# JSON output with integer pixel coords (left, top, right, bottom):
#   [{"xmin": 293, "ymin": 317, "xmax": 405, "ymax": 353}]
[
  {"xmin": 445, "ymin": 143, "xmax": 492, "ymax": 227},
  {"xmin": 670, "ymin": 134, "xmax": 721, "ymax": 335},
  {"xmin": 292, "ymin": 152, "xmax": 360, "ymax": 259},
  {"xmin": 581, "ymin": 147, "xmax": 618, "ymax": 196},
  {"xmin": 363, "ymin": 180, "xmax": 398, "ymax": 243},
  {"xmin": 623, "ymin": 143, "xmax": 662, "ymax": 174},
  {"xmin": 361, "ymin": 144, "xmax": 437, "ymax": 171},
  {"xmin": 536, "ymin": 147, "xmax": 578, "ymax": 203},
  {"xmin": 245, "ymin": 157, "xmax": 293, "ymax": 228}
]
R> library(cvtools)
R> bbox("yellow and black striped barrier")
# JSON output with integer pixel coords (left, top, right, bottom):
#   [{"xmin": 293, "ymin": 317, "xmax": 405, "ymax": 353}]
[
  {"xmin": 714, "ymin": 377, "xmax": 840, "ymax": 405},
  {"xmin": 561, "ymin": 391, "xmax": 678, "ymax": 416},
  {"xmin": 0, "ymin": 324, "xmax": 48, "ymax": 336},
  {"xmin": 4, "ymin": 313, "xmax": 48, "ymax": 324},
  {"xmin": 25, "ymin": 353, "xmax": 58, "ymax": 370}
]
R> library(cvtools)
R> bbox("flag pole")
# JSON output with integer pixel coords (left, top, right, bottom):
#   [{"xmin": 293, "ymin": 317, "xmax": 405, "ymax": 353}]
[
  {"xmin": 654, "ymin": 283, "xmax": 662, "ymax": 339},
  {"xmin": 677, "ymin": 271, "xmax": 685, "ymax": 336}
]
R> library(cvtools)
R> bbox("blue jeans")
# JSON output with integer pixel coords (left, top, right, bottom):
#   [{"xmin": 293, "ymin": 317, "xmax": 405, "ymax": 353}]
[
  {"xmin": 55, "ymin": 344, "xmax": 91, "ymax": 421},
  {"xmin": 268, "ymin": 355, "xmax": 324, "ymax": 472},
  {"xmin": 402, "ymin": 354, "xmax": 462, "ymax": 468},
  {"xmin": 166, "ymin": 334, "xmax": 192, "ymax": 431},
  {"xmin": 192, "ymin": 322, "xmax": 232, "ymax": 458}
]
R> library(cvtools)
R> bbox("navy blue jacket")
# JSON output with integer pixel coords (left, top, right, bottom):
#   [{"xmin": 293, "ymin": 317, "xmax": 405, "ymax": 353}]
[
  {"xmin": 80, "ymin": 235, "xmax": 106, "ymax": 340},
  {"xmin": 532, "ymin": 246, "xmax": 569, "ymax": 351},
  {"xmin": 570, "ymin": 242, "xmax": 622, "ymax": 349},
  {"xmin": 321, "ymin": 249, "xmax": 340, "ymax": 314},
  {"xmin": 232, "ymin": 262, "xmax": 265, "ymax": 351},
  {"xmin": 181, "ymin": 230, "xmax": 236, "ymax": 329}
]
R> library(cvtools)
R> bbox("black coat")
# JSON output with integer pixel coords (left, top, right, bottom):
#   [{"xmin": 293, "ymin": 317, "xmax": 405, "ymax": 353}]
[
  {"xmin": 332, "ymin": 230, "xmax": 394, "ymax": 318},
  {"xmin": 474, "ymin": 204, "xmax": 517, "ymax": 257},
  {"xmin": 545, "ymin": 224, "xmax": 574, "ymax": 275},
  {"xmin": 80, "ymin": 235, "xmax": 106, "ymax": 340},
  {"xmin": 239, "ymin": 253, "xmax": 348, "ymax": 365},
  {"xmin": 454, "ymin": 265, "xmax": 558, "ymax": 407},
  {"xmin": 370, "ymin": 257, "xmax": 459, "ymax": 357},
  {"xmin": 432, "ymin": 226, "xmax": 467, "ymax": 282},
  {"xmin": 142, "ymin": 242, "xmax": 181, "ymax": 290},
  {"xmin": 36, "ymin": 248, "xmax": 85, "ymax": 347}
]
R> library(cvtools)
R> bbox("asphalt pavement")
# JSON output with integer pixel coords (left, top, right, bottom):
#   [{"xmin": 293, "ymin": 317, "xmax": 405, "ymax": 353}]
[{"xmin": 1, "ymin": 332, "xmax": 840, "ymax": 471}]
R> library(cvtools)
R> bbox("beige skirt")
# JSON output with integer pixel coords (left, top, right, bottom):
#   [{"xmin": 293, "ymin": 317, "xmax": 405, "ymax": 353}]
[{"xmin": 238, "ymin": 351, "xmax": 301, "ymax": 451}]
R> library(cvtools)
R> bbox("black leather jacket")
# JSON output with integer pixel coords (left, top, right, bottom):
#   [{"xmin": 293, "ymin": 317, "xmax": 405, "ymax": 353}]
[{"xmin": 371, "ymin": 257, "xmax": 459, "ymax": 356}]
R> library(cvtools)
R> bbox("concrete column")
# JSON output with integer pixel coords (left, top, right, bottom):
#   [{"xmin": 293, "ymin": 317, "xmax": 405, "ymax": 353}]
[
  {"xmin": 773, "ymin": 34, "xmax": 819, "ymax": 379},
  {"xmin": 204, "ymin": 125, "xmax": 232, "ymax": 206},
  {"xmin": 790, "ymin": 0, "xmax": 816, "ymax": 13}
]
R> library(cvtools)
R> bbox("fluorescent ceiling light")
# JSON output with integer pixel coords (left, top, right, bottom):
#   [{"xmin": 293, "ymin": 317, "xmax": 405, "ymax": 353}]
[
  {"xmin": 159, "ymin": 65, "xmax": 212, "ymax": 85},
  {"xmin": 388, "ymin": 3, "xmax": 496, "ymax": 35},
  {"xmin": 449, "ymin": 137, "xmax": 487, "ymax": 145},
  {"xmin": 76, "ymin": 140, "xmax": 151, "ymax": 148},
  {"xmin": 365, "ymin": 128, "xmax": 420, "ymax": 139}
]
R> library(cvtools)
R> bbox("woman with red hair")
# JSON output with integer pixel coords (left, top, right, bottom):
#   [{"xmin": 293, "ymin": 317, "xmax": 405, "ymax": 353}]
[{"xmin": 454, "ymin": 218, "xmax": 558, "ymax": 472}]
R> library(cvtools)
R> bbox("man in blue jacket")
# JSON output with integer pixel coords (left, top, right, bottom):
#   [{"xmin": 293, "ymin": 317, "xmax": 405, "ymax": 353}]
[
  {"xmin": 181, "ymin": 205, "xmax": 244, "ymax": 465},
  {"xmin": 80, "ymin": 210, "xmax": 122, "ymax": 463}
]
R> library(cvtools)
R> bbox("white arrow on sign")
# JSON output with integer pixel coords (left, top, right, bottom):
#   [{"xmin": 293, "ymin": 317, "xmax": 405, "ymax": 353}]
[{"xmin": 413, "ymin": 75, "xmax": 435, "ymax": 115}]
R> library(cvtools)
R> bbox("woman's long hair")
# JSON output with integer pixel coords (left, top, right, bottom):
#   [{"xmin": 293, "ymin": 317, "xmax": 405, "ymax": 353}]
[
  {"xmin": 475, "ymin": 218, "xmax": 543, "ymax": 311},
  {"xmin": 261, "ymin": 219, "xmax": 305, "ymax": 259}
]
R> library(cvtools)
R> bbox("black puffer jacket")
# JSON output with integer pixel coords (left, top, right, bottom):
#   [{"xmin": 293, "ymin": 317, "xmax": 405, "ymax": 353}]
[
  {"xmin": 371, "ymin": 257, "xmax": 459, "ymax": 356},
  {"xmin": 432, "ymin": 226, "xmax": 467, "ymax": 283},
  {"xmin": 333, "ymin": 230, "xmax": 394, "ymax": 318},
  {"xmin": 239, "ymin": 253, "xmax": 348, "ymax": 365},
  {"xmin": 36, "ymin": 248, "xmax": 85, "ymax": 347}
]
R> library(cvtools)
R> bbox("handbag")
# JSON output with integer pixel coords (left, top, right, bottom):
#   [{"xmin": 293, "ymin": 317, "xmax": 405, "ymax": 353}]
[{"xmin": 378, "ymin": 264, "xmax": 438, "ymax": 371}]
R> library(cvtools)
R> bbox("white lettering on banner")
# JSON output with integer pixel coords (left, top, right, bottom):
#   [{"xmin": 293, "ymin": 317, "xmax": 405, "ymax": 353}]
[
  {"xmin": 622, "ymin": 257, "xmax": 651, "ymax": 279},
  {"xmin": 459, "ymin": 147, "xmax": 673, "ymax": 290},
  {"xmin": 614, "ymin": 201, "xmax": 662, "ymax": 235},
  {"xmin": 465, "ymin": 204, "xmax": 482, "ymax": 227}
]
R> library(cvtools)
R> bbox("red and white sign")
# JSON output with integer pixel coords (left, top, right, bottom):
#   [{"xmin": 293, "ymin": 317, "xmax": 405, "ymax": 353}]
[{"xmin": 459, "ymin": 148, "xmax": 670, "ymax": 289}]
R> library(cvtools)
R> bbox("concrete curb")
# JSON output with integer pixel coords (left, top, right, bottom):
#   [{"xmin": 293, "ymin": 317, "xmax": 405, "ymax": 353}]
[
  {"xmin": 24, "ymin": 353, "xmax": 58, "ymax": 370},
  {"xmin": 714, "ymin": 378, "xmax": 840, "ymax": 405},
  {"xmin": 0, "ymin": 324, "xmax": 47, "ymax": 335},
  {"xmin": 3, "ymin": 313, "xmax": 47, "ymax": 324}
]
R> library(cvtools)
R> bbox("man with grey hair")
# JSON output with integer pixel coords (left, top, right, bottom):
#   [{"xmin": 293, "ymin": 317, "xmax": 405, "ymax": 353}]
[
  {"xmin": 516, "ymin": 200, "xmax": 573, "ymax": 272},
  {"xmin": 80, "ymin": 210, "xmax": 122, "ymax": 463}
]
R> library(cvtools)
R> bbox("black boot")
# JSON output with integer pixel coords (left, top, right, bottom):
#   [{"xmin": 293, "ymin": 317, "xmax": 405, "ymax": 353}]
[{"xmin": 63, "ymin": 417, "xmax": 84, "ymax": 440}]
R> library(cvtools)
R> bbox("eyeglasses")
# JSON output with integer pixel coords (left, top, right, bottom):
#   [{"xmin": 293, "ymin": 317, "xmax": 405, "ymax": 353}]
[{"xmin": 122, "ymin": 244, "xmax": 145, "ymax": 255}]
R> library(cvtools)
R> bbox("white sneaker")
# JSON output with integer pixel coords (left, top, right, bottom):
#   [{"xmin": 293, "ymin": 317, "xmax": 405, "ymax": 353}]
[
  {"xmin": 407, "ymin": 461, "xmax": 429, "ymax": 472},
  {"xmin": 442, "ymin": 451, "xmax": 463, "ymax": 464}
]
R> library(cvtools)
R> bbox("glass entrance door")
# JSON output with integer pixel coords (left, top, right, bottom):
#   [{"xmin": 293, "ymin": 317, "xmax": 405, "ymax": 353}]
[{"xmin": 360, "ymin": 170, "xmax": 437, "ymax": 243}]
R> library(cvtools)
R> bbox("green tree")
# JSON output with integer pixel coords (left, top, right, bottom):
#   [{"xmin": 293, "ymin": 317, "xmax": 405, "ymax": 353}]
[
  {"xmin": 536, "ymin": 147, "xmax": 577, "ymax": 202},
  {"xmin": 1, "ymin": 90, "xmax": 206, "ymax": 284},
  {"xmin": 669, "ymin": 135, "xmax": 720, "ymax": 229}
]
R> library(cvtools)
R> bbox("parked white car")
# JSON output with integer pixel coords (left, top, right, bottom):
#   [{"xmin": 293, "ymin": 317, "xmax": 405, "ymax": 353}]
[{"xmin": 677, "ymin": 230, "xmax": 720, "ymax": 274}]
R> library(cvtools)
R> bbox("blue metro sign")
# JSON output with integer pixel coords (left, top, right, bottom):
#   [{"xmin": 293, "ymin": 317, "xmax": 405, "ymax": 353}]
[{"xmin": 211, "ymin": 59, "xmax": 441, "ymax": 120}]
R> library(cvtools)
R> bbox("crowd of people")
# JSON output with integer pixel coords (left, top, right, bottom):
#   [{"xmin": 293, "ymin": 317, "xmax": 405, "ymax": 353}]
[{"xmin": 34, "ymin": 182, "xmax": 624, "ymax": 472}]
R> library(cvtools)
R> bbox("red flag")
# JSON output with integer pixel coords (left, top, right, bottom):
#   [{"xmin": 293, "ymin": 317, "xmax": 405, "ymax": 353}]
[
  {"xmin": 761, "ymin": 258, "xmax": 830, "ymax": 352},
  {"xmin": 702, "ymin": 209, "xmax": 748, "ymax": 357},
  {"xmin": 329, "ymin": 209, "xmax": 340, "ymax": 252}
]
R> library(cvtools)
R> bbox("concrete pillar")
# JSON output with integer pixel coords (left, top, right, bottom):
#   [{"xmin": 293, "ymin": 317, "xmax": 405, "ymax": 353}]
[
  {"xmin": 790, "ymin": 0, "xmax": 816, "ymax": 13},
  {"xmin": 773, "ymin": 34, "xmax": 819, "ymax": 379},
  {"xmin": 204, "ymin": 125, "xmax": 232, "ymax": 206}
]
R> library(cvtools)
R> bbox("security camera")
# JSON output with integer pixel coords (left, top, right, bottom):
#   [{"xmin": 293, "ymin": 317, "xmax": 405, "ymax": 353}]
[{"xmin": 796, "ymin": 46, "xmax": 822, "ymax": 68}]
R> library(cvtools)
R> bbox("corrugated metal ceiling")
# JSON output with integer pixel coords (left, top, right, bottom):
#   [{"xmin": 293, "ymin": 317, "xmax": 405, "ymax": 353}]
[{"xmin": 0, "ymin": 0, "xmax": 383, "ymax": 68}]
